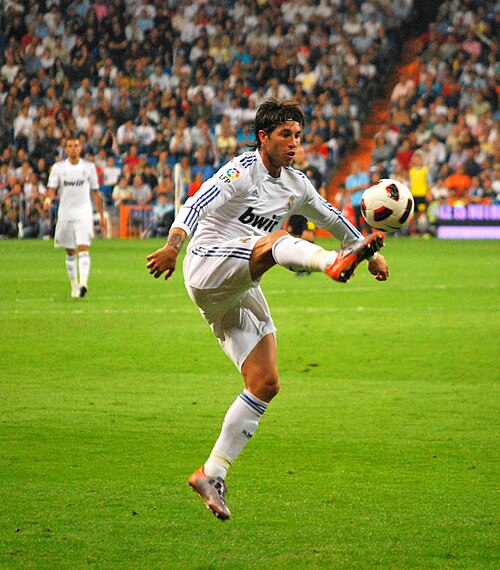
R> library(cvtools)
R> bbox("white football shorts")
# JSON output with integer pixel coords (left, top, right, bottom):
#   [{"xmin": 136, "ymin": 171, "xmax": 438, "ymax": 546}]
[
  {"xmin": 183, "ymin": 236, "xmax": 276, "ymax": 370},
  {"xmin": 54, "ymin": 218, "xmax": 94, "ymax": 249}
]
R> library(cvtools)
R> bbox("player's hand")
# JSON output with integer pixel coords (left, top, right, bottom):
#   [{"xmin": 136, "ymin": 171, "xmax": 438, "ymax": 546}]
[
  {"xmin": 368, "ymin": 253, "xmax": 389, "ymax": 281},
  {"xmin": 146, "ymin": 245, "xmax": 178, "ymax": 280}
]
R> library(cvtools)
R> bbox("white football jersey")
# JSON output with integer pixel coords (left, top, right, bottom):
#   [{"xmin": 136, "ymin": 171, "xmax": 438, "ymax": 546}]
[
  {"xmin": 172, "ymin": 150, "xmax": 362, "ymax": 252},
  {"xmin": 48, "ymin": 158, "xmax": 99, "ymax": 221}
]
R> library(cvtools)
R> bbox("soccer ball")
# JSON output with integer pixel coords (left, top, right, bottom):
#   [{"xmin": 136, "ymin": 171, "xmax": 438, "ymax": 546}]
[{"xmin": 361, "ymin": 179, "xmax": 414, "ymax": 232}]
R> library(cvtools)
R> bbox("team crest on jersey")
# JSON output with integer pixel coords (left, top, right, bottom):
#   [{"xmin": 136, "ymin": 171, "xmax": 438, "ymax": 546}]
[
  {"xmin": 239, "ymin": 237, "xmax": 251, "ymax": 243},
  {"xmin": 286, "ymin": 196, "xmax": 295, "ymax": 210},
  {"xmin": 226, "ymin": 167, "xmax": 240, "ymax": 179}
]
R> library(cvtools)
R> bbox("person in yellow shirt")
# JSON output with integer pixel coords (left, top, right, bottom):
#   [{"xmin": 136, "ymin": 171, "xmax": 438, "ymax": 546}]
[{"xmin": 409, "ymin": 152, "xmax": 432, "ymax": 212}]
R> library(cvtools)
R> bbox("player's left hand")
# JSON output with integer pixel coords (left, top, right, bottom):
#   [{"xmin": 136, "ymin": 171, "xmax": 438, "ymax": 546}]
[{"xmin": 368, "ymin": 253, "xmax": 389, "ymax": 281}]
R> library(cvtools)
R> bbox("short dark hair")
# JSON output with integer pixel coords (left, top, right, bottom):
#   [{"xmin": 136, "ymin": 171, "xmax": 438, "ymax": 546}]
[{"xmin": 253, "ymin": 98, "xmax": 305, "ymax": 148}]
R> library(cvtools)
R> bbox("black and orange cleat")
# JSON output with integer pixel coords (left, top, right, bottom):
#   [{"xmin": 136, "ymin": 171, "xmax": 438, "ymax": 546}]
[
  {"xmin": 326, "ymin": 232, "xmax": 384, "ymax": 283},
  {"xmin": 188, "ymin": 466, "xmax": 231, "ymax": 521}
]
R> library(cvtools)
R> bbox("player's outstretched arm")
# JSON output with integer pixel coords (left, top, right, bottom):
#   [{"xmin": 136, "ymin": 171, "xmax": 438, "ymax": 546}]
[
  {"xmin": 146, "ymin": 228, "xmax": 187, "ymax": 280},
  {"xmin": 368, "ymin": 253, "xmax": 389, "ymax": 281}
]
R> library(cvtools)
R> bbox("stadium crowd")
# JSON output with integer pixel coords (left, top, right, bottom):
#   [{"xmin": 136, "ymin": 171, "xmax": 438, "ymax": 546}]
[
  {"xmin": 0, "ymin": 0, "xmax": 497, "ymax": 239},
  {"xmin": 356, "ymin": 0, "xmax": 499, "ymax": 235}
]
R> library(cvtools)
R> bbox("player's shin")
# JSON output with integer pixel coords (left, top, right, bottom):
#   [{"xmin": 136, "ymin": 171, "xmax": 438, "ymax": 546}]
[
  {"xmin": 78, "ymin": 251, "xmax": 91, "ymax": 288},
  {"xmin": 204, "ymin": 390, "xmax": 268, "ymax": 479},
  {"xmin": 272, "ymin": 235, "xmax": 336, "ymax": 273},
  {"xmin": 66, "ymin": 254, "xmax": 79, "ymax": 292}
]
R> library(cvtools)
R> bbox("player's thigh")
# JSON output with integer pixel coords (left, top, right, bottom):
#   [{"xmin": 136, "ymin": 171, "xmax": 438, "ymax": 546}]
[
  {"xmin": 184, "ymin": 237, "xmax": 259, "ymax": 291},
  {"xmin": 54, "ymin": 220, "xmax": 76, "ymax": 249},
  {"xmin": 73, "ymin": 218, "xmax": 93, "ymax": 247},
  {"xmin": 241, "ymin": 332, "xmax": 278, "ymax": 378},
  {"xmin": 186, "ymin": 282, "xmax": 276, "ymax": 372}
]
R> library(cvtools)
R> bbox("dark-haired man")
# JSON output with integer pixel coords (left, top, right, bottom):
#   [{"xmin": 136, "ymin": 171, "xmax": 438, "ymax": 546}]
[
  {"xmin": 46, "ymin": 137, "xmax": 105, "ymax": 298},
  {"xmin": 147, "ymin": 99, "xmax": 387, "ymax": 520}
]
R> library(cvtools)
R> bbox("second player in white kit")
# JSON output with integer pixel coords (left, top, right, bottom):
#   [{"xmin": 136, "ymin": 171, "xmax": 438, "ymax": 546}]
[
  {"xmin": 147, "ymin": 99, "xmax": 388, "ymax": 520},
  {"xmin": 46, "ymin": 137, "xmax": 105, "ymax": 298}
]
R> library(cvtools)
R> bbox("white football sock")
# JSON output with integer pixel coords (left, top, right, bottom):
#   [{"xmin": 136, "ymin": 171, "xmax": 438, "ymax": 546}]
[
  {"xmin": 78, "ymin": 251, "xmax": 91, "ymax": 287},
  {"xmin": 204, "ymin": 390, "xmax": 268, "ymax": 479},
  {"xmin": 65, "ymin": 254, "xmax": 78, "ymax": 288},
  {"xmin": 272, "ymin": 235, "xmax": 337, "ymax": 273}
]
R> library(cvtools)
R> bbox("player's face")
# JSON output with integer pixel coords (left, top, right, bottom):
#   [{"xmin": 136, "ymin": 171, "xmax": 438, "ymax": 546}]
[
  {"xmin": 65, "ymin": 139, "xmax": 82, "ymax": 162},
  {"xmin": 260, "ymin": 121, "xmax": 302, "ymax": 177}
]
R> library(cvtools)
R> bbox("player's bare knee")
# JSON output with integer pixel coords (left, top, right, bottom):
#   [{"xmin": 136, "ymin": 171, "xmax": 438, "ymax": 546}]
[
  {"xmin": 264, "ymin": 377, "xmax": 280, "ymax": 400},
  {"xmin": 244, "ymin": 372, "xmax": 280, "ymax": 402},
  {"xmin": 268, "ymin": 229, "xmax": 289, "ymax": 245}
]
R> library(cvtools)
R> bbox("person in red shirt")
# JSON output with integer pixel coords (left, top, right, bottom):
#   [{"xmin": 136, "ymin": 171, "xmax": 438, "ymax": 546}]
[
  {"xmin": 188, "ymin": 172, "xmax": 204, "ymax": 197},
  {"xmin": 123, "ymin": 144, "xmax": 141, "ymax": 173},
  {"xmin": 395, "ymin": 138, "xmax": 415, "ymax": 172}
]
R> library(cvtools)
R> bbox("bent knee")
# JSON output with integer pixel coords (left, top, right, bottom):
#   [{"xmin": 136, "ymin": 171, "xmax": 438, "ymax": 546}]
[
  {"xmin": 269, "ymin": 229, "xmax": 289, "ymax": 243},
  {"xmin": 244, "ymin": 373, "xmax": 280, "ymax": 403}
]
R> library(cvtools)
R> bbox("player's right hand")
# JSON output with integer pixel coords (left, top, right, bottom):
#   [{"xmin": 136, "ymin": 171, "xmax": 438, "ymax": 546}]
[{"xmin": 146, "ymin": 245, "xmax": 178, "ymax": 280}]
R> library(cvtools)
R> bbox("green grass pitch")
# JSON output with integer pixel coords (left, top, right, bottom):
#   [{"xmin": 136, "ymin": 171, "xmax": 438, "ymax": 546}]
[{"xmin": 0, "ymin": 237, "xmax": 498, "ymax": 569}]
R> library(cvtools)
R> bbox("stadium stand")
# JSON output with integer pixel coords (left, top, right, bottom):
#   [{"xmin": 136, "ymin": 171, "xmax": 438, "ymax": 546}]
[
  {"xmin": 360, "ymin": 0, "xmax": 499, "ymax": 235},
  {"xmin": 0, "ymin": 0, "xmax": 497, "ymax": 239}
]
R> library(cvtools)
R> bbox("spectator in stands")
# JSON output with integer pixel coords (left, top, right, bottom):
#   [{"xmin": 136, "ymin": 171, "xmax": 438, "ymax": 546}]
[
  {"xmin": 102, "ymin": 155, "xmax": 122, "ymax": 201},
  {"xmin": 22, "ymin": 185, "xmax": 51, "ymax": 239},
  {"xmin": 13, "ymin": 105, "xmax": 33, "ymax": 151},
  {"xmin": 154, "ymin": 152, "xmax": 173, "ymax": 182},
  {"xmin": 216, "ymin": 118, "xmax": 237, "ymax": 163},
  {"xmin": 371, "ymin": 133, "xmax": 394, "ymax": 176},
  {"xmin": 129, "ymin": 174, "xmax": 152, "ymax": 207},
  {"xmin": 345, "ymin": 161, "xmax": 370, "ymax": 232},
  {"xmin": 409, "ymin": 152, "xmax": 432, "ymax": 211},
  {"xmin": 116, "ymin": 119, "xmax": 137, "ymax": 154},
  {"xmin": 112, "ymin": 176, "xmax": 135, "ymax": 207},
  {"xmin": 430, "ymin": 175, "xmax": 450, "ymax": 201},
  {"xmin": 169, "ymin": 118, "xmax": 192, "ymax": 161},
  {"xmin": 445, "ymin": 164, "xmax": 471, "ymax": 198},
  {"xmin": 143, "ymin": 193, "xmax": 175, "ymax": 238},
  {"xmin": 136, "ymin": 115, "xmax": 156, "ymax": 155},
  {"xmin": 142, "ymin": 163, "xmax": 159, "ymax": 200},
  {"xmin": 395, "ymin": 138, "xmax": 415, "ymax": 173},
  {"xmin": 306, "ymin": 136, "xmax": 329, "ymax": 178},
  {"xmin": 188, "ymin": 172, "xmax": 204, "ymax": 198},
  {"xmin": 123, "ymin": 144, "xmax": 141, "ymax": 173},
  {"xmin": 191, "ymin": 148, "xmax": 216, "ymax": 182},
  {"xmin": 2, "ymin": 0, "xmax": 496, "ymax": 245},
  {"xmin": 187, "ymin": 91, "xmax": 213, "ymax": 127},
  {"xmin": 463, "ymin": 147, "xmax": 482, "ymax": 178},
  {"xmin": 177, "ymin": 155, "xmax": 192, "ymax": 203}
]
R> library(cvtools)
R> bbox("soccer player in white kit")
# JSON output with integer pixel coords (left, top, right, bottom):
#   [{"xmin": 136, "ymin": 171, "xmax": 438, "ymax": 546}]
[
  {"xmin": 147, "ymin": 99, "xmax": 388, "ymax": 520},
  {"xmin": 46, "ymin": 137, "xmax": 106, "ymax": 298}
]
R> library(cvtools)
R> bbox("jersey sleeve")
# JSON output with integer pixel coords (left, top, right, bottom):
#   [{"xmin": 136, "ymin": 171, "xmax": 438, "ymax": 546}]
[
  {"xmin": 47, "ymin": 163, "xmax": 60, "ymax": 190},
  {"xmin": 295, "ymin": 177, "xmax": 363, "ymax": 244},
  {"xmin": 171, "ymin": 158, "xmax": 248, "ymax": 236}
]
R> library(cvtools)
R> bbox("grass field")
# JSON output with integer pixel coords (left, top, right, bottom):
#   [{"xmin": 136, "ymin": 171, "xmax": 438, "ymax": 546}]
[{"xmin": 1, "ymin": 237, "xmax": 499, "ymax": 569}]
